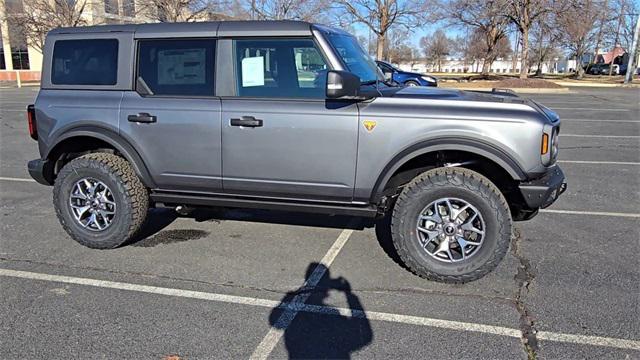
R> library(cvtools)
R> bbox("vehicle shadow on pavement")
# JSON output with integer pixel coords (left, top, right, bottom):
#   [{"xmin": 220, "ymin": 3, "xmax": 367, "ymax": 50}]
[
  {"xmin": 126, "ymin": 207, "xmax": 402, "ymax": 254},
  {"xmin": 125, "ymin": 208, "xmax": 179, "ymax": 247},
  {"xmin": 269, "ymin": 263, "xmax": 373, "ymax": 359}
]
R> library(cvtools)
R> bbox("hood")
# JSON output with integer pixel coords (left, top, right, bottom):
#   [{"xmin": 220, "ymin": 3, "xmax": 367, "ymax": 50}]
[
  {"xmin": 376, "ymin": 85, "xmax": 559, "ymax": 124},
  {"xmin": 383, "ymin": 86, "xmax": 530, "ymax": 105},
  {"xmin": 400, "ymin": 70, "xmax": 426, "ymax": 77}
]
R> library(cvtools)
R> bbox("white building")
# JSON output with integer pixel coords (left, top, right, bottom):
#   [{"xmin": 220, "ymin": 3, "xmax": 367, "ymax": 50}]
[{"xmin": 398, "ymin": 57, "xmax": 579, "ymax": 75}]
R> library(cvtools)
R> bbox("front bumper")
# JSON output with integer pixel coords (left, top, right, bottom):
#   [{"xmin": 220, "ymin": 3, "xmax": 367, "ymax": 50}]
[
  {"xmin": 518, "ymin": 166, "xmax": 567, "ymax": 209},
  {"xmin": 27, "ymin": 158, "xmax": 54, "ymax": 185}
]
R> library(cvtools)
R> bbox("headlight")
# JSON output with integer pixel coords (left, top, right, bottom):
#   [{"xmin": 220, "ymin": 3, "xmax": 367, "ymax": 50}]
[
  {"xmin": 541, "ymin": 126, "xmax": 560, "ymax": 165},
  {"xmin": 550, "ymin": 127, "xmax": 559, "ymax": 162},
  {"xmin": 421, "ymin": 76, "xmax": 436, "ymax": 83}
]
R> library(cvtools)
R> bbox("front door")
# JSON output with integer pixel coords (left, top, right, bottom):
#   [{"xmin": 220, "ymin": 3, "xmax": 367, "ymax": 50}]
[
  {"xmin": 119, "ymin": 39, "xmax": 222, "ymax": 193},
  {"xmin": 221, "ymin": 38, "xmax": 358, "ymax": 202}
]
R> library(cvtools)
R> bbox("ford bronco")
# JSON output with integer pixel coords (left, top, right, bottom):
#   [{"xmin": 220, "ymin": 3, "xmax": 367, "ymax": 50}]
[{"xmin": 27, "ymin": 21, "xmax": 566, "ymax": 282}]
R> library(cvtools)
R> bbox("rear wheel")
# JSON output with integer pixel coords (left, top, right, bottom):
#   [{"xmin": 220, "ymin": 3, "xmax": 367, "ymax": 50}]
[
  {"xmin": 53, "ymin": 153, "xmax": 149, "ymax": 249},
  {"xmin": 390, "ymin": 167, "xmax": 511, "ymax": 283}
]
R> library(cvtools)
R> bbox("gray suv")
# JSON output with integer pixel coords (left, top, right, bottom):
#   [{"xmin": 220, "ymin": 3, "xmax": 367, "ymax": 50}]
[{"xmin": 27, "ymin": 21, "xmax": 566, "ymax": 282}]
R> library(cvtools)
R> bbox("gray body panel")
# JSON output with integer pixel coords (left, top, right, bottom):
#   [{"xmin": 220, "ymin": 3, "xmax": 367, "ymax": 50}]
[
  {"xmin": 33, "ymin": 20, "xmax": 560, "ymax": 210},
  {"xmin": 220, "ymin": 99, "xmax": 358, "ymax": 201},
  {"xmin": 119, "ymin": 93, "xmax": 223, "ymax": 193},
  {"xmin": 354, "ymin": 92, "xmax": 545, "ymax": 201},
  {"xmin": 35, "ymin": 89, "xmax": 123, "ymax": 156}
]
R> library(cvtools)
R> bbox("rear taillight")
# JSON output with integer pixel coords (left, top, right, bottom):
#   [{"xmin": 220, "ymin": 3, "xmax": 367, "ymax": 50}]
[{"xmin": 27, "ymin": 104, "xmax": 37, "ymax": 140}]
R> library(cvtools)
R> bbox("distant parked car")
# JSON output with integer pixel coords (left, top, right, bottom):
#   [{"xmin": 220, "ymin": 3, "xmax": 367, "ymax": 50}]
[
  {"xmin": 376, "ymin": 60, "xmax": 438, "ymax": 87},
  {"xmin": 587, "ymin": 63, "xmax": 606, "ymax": 75},
  {"xmin": 600, "ymin": 64, "xmax": 627, "ymax": 75}
]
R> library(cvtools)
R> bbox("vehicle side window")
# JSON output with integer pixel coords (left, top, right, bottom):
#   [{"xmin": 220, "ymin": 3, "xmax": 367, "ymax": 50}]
[
  {"xmin": 379, "ymin": 63, "xmax": 392, "ymax": 72},
  {"xmin": 234, "ymin": 38, "xmax": 328, "ymax": 98},
  {"xmin": 52, "ymin": 39, "xmax": 118, "ymax": 85},
  {"xmin": 137, "ymin": 39, "xmax": 215, "ymax": 97}
]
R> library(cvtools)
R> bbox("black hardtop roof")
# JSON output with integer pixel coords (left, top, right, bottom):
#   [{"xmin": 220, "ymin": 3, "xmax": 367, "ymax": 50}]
[{"xmin": 48, "ymin": 20, "xmax": 350, "ymax": 38}]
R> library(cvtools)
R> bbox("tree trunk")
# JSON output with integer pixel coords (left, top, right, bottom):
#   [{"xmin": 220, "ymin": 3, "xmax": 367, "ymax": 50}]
[
  {"xmin": 519, "ymin": 28, "xmax": 529, "ymax": 79},
  {"xmin": 535, "ymin": 60, "xmax": 543, "ymax": 76},
  {"xmin": 575, "ymin": 54, "xmax": 585, "ymax": 79},
  {"xmin": 376, "ymin": 33, "xmax": 386, "ymax": 60},
  {"xmin": 481, "ymin": 59, "xmax": 489, "ymax": 75},
  {"xmin": 512, "ymin": 32, "xmax": 519, "ymax": 74}
]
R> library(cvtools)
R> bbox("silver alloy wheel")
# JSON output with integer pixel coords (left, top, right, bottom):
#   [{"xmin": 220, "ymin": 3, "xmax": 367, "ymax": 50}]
[
  {"xmin": 407, "ymin": 82, "xmax": 418, "ymax": 86},
  {"xmin": 69, "ymin": 178, "xmax": 116, "ymax": 231},
  {"xmin": 416, "ymin": 197, "xmax": 485, "ymax": 263}
]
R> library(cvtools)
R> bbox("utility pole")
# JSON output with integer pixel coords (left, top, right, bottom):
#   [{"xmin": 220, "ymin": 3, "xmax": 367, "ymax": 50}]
[
  {"xmin": 512, "ymin": 30, "xmax": 519, "ymax": 74},
  {"xmin": 624, "ymin": 13, "xmax": 640, "ymax": 84}
]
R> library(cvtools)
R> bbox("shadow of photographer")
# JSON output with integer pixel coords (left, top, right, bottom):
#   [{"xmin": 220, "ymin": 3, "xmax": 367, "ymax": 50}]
[{"xmin": 268, "ymin": 263, "xmax": 373, "ymax": 359}]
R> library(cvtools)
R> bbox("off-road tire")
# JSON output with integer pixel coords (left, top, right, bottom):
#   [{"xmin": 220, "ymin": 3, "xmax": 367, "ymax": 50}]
[
  {"xmin": 391, "ymin": 167, "xmax": 512, "ymax": 283},
  {"xmin": 53, "ymin": 153, "xmax": 149, "ymax": 249}
]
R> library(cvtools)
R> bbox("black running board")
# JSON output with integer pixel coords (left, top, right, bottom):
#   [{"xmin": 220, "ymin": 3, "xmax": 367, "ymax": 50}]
[{"xmin": 150, "ymin": 192, "xmax": 379, "ymax": 217}]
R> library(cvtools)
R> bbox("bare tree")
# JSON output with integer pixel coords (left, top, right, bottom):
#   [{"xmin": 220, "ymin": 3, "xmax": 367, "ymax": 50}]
[
  {"xmin": 447, "ymin": 0, "xmax": 510, "ymax": 74},
  {"xmin": 387, "ymin": 29, "xmax": 414, "ymax": 64},
  {"xmin": 5, "ymin": 0, "xmax": 90, "ymax": 52},
  {"xmin": 500, "ymin": 0, "xmax": 552, "ymax": 78},
  {"xmin": 333, "ymin": 0, "xmax": 432, "ymax": 61},
  {"xmin": 556, "ymin": 0, "xmax": 600, "ymax": 78},
  {"xmin": 615, "ymin": 0, "xmax": 639, "ymax": 51},
  {"xmin": 136, "ymin": 0, "xmax": 225, "ymax": 22},
  {"xmin": 420, "ymin": 29, "xmax": 451, "ymax": 72},
  {"xmin": 246, "ymin": 0, "xmax": 328, "ymax": 21},
  {"xmin": 529, "ymin": 11, "xmax": 562, "ymax": 75}
]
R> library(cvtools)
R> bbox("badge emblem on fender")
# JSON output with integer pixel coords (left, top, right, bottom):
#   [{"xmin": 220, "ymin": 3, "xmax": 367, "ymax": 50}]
[{"xmin": 363, "ymin": 120, "xmax": 377, "ymax": 132}]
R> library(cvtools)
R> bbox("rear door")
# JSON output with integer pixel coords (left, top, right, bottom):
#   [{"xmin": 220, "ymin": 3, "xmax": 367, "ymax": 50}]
[
  {"xmin": 119, "ymin": 38, "xmax": 222, "ymax": 192},
  {"xmin": 220, "ymin": 38, "xmax": 359, "ymax": 202}
]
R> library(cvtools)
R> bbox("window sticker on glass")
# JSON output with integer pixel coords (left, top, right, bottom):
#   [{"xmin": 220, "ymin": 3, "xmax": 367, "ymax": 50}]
[
  {"xmin": 241, "ymin": 56, "xmax": 265, "ymax": 87},
  {"xmin": 157, "ymin": 48, "xmax": 206, "ymax": 85}
]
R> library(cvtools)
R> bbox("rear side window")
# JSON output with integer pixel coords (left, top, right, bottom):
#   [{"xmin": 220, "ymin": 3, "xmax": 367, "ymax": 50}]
[
  {"xmin": 52, "ymin": 39, "xmax": 118, "ymax": 85},
  {"xmin": 137, "ymin": 39, "xmax": 215, "ymax": 97}
]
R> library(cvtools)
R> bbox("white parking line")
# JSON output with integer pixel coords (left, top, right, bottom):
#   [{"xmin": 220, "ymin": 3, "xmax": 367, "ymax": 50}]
[
  {"xmin": 540, "ymin": 209, "xmax": 640, "ymax": 218},
  {"xmin": 561, "ymin": 134, "xmax": 640, "ymax": 139},
  {"xmin": 551, "ymin": 108, "xmax": 631, "ymax": 111},
  {"xmin": 0, "ymin": 177, "xmax": 35, "ymax": 182},
  {"xmin": 558, "ymin": 160, "xmax": 640, "ymax": 165},
  {"xmin": 250, "ymin": 228, "xmax": 354, "ymax": 360},
  {"xmin": 537, "ymin": 332, "xmax": 640, "ymax": 352},
  {"xmin": 1, "ymin": 268, "xmax": 638, "ymax": 351},
  {"xmin": 562, "ymin": 119, "xmax": 640, "ymax": 123}
]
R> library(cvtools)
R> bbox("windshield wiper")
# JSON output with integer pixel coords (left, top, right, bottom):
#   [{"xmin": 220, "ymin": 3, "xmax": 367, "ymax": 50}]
[{"xmin": 360, "ymin": 80, "xmax": 378, "ymax": 85}]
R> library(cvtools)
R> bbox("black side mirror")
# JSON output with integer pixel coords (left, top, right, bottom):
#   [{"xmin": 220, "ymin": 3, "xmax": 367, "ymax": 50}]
[{"xmin": 326, "ymin": 70, "xmax": 361, "ymax": 99}]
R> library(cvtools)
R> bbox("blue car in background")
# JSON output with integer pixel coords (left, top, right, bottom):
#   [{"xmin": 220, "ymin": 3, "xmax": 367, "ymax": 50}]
[{"xmin": 376, "ymin": 60, "xmax": 438, "ymax": 87}]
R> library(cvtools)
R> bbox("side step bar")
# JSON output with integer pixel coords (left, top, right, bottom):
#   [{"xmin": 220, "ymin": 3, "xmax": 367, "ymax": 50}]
[{"xmin": 150, "ymin": 192, "xmax": 379, "ymax": 218}]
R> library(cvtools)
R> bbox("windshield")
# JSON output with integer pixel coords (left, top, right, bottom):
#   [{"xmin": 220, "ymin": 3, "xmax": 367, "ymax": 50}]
[{"xmin": 326, "ymin": 33, "xmax": 383, "ymax": 84}]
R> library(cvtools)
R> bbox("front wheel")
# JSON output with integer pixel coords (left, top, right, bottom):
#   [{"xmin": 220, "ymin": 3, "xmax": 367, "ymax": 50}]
[
  {"xmin": 391, "ymin": 167, "xmax": 512, "ymax": 283},
  {"xmin": 53, "ymin": 153, "xmax": 149, "ymax": 249}
]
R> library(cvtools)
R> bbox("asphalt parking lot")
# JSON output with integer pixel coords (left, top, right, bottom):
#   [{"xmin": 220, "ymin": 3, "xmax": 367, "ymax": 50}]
[{"xmin": 1, "ymin": 86, "xmax": 638, "ymax": 359}]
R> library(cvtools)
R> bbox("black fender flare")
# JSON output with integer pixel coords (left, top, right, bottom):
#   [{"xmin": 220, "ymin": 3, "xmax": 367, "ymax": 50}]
[
  {"xmin": 45, "ymin": 126, "xmax": 156, "ymax": 188},
  {"xmin": 370, "ymin": 137, "xmax": 527, "ymax": 203}
]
